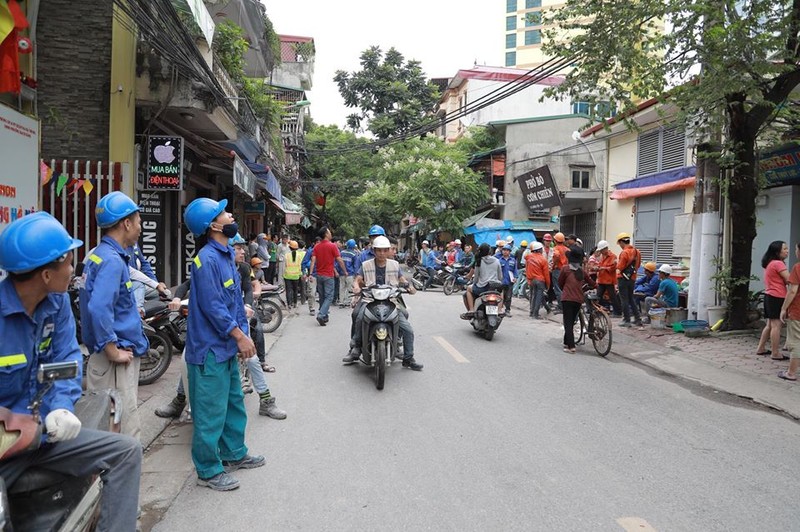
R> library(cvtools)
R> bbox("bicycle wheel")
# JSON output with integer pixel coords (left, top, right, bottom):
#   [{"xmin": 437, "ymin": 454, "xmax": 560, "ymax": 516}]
[
  {"xmin": 572, "ymin": 309, "xmax": 586, "ymax": 345},
  {"xmin": 591, "ymin": 311, "xmax": 612, "ymax": 357}
]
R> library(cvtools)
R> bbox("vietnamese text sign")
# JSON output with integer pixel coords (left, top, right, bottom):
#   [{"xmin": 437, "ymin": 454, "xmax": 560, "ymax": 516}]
[
  {"xmin": 244, "ymin": 201, "xmax": 265, "ymax": 214},
  {"xmin": 233, "ymin": 154, "xmax": 256, "ymax": 199},
  {"xmin": 517, "ymin": 165, "xmax": 561, "ymax": 211},
  {"xmin": 0, "ymin": 104, "xmax": 39, "ymax": 231},
  {"xmin": 146, "ymin": 136, "xmax": 184, "ymax": 190},
  {"xmin": 138, "ymin": 193, "xmax": 167, "ymax": 282}
]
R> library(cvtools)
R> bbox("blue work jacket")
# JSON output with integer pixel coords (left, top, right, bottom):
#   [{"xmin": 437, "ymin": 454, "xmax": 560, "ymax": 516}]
[
  {"xmin": 0, "ymin": 279, "xmax": 82, "ymax": 428},
  {"xmin": 185, "ymin": 239, "xmax": 248, "ymax": 365},
  {"xmin": 634, "ymin": 273, "xmax": 661, "ymax": 297},
  {"xmin": 498, "ymin": 254, "xmax": 518, "ymax": 286},
  {"xmin": 81, "ymin": 236, "xmax": 148, "ymax": 356},
  {"xmin": 340, "ymin": 249, "xmax": 358, "ymax": 276}
]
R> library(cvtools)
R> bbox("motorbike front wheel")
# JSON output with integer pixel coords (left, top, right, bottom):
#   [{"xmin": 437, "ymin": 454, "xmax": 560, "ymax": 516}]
[
  {"xmin": 443, "ymin": 277, "xmax": 455, "ymax": 296},
  {"xmin": 259, "ymin": 299, "xmax": 284, "ymax": 333},
  {"xmin": 139, "ymin": 330, "xmax": 173, "ymax": 385},
  {"xmin": 375, "ymin": 341, "xmax": 387, "ymax": 390},
  {"xmin": 483, "ymin": 328, "xmax": 495, "ymax": 341}
]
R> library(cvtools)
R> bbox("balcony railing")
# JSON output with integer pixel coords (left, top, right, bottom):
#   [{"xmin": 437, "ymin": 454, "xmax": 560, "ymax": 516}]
[
  {"xmin": 212, "ymin": 52, "xmax": 239, "ymax": 111},
  {"xmin": 238, "ymin": 97, "xmax": 257, "ymax": 135}
]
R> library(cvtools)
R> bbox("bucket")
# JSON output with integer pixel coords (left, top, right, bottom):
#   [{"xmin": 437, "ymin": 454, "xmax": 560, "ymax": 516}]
[
  {"xmin": 665, "ymin": 308, "xmax": 688, "ymax": 326},
  {"xmin": 707, "ymin": 305, "xmax": 726, "ymax": 325},
  {"xmin": 649, "ymin": 308, "xmax": 666, "ymax": 329},
  {"xmin": 680, "ymin": 319, "xmax": 709, "ymax": 331}
]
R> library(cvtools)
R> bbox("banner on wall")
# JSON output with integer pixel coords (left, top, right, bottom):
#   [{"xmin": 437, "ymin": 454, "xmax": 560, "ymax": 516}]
[{"xmin": 138, "ymin": 192, "xmax": 167, "ymax": 282}]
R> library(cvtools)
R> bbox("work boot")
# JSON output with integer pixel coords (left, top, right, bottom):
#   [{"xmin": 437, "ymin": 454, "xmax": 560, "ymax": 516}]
[
  {"xmin": 259, "ymin": 397, "xmax": 287, "ymax": 419},
  {"xmin": 197, "ymin": 472, "xmax": 239, "ymax": 491},
  {"xmin": 155, "ymin": 395, "xmax": 186, "ymax": 418},
  {"xmin": 342, "ymin": 348, "xmax": 360, "ymax": 365},
  {"xmin": 222, "ymin": 454, "xmax": 266, "ymax": 473},
  {"xmin": 402, "ymin": 357, "xmax": 423, "ymax": 371},
  {"xmin": 241, "ymin": 376, "xmax": 253, "ymax": 394}
]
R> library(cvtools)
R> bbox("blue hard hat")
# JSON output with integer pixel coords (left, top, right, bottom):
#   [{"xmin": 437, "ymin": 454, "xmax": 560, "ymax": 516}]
[
  {"xmin": 368, "ymin": 225, "xmax": 385, "ymax": 236},
  {"xmin": 346, "ymin": 239, "xmax": 356, "ymax": 249},
  {"xmin": 0, "ymin": 212, "xmax": 83, "ymax": 273},
  {"xmin": 96, "ymin": 191, "xmax": 140, "ymax": 228},
  {"xmin": 184, "ymin": 198, "xmax": 227, "ymax": 236},
  {"xmin": 228, "ymin": 233, "xmax": 246, "ymax": 246}
]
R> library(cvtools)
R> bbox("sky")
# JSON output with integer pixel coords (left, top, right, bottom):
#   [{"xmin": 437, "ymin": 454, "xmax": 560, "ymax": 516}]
[{"xmin": 262, "ymin": 1, "xmax": 503, "ymax": 128}]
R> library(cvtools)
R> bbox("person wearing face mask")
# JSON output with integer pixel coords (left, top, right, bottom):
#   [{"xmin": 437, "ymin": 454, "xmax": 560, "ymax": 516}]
[
  {"xmin": 182, "ymin": 197, "xmax": 264, "ymax": 492},
  {"xmin": 81, "ymin": 191, "xmax": 149, "ymax": 440}
]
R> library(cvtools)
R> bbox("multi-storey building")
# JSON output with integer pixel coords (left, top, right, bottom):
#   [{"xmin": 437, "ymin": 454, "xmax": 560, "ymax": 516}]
[{"xmin": 504, "ymin": 0, "xmax": 552, "ymax": 69}]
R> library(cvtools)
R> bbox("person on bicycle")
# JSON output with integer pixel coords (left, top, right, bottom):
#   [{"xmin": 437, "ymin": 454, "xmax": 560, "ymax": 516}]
[{"xmin": 558, "ymin": 247, "xmax": 595, "ymax": 353}]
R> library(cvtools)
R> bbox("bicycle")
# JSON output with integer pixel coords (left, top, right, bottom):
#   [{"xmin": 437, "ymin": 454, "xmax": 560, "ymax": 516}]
[{"xmin": 572, "ymin": 290, "xmax": 613, "ymax": 356}]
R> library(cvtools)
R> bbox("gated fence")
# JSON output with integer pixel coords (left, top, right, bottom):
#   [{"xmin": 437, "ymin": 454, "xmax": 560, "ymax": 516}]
[{"xmin": 41, "ymin": 160, "xmax": 127, "ymax": 264}]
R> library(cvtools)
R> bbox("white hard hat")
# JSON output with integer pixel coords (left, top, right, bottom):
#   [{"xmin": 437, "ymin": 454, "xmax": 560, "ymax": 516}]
[
  {"xmin": 596, "ymin": 240, "xmax": 609, "ymax": 251},
  {"xmin": 373, "ymin": 236, "xmax": 391, "ymax": 249},
  {"xmin": 454, "ymin": 239, "xmax": 461, "ymax": 245},
  {"xmin": 531, "ymin": 241, "xmax": 544, "ymax": 251},
  {"xmin": 496, "ymin": 239, "xmax": 504, "ymax": 247},
  {"xmin": 658, "ymin": 264, "xmax": 673, "ymax": 275},
  {"xmin": 505, "ymin": 236, "xmax": 514, "ymax": 242},
  {"xmin": 422, "ymin": 240, "xmax": 429, "ymax": 245}
]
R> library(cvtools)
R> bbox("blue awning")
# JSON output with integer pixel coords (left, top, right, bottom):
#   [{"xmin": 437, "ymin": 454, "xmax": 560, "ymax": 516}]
[
  {"xmin": 244, "ymin": 161, "xmax": 282, "ymax": 201},
  {"xmin": 220, "ymin": 137, "xmax": 261, "ymax": 164},
  {"xmin": 614, "ymin": 165, "xmax": 696, "ymax": 190}
]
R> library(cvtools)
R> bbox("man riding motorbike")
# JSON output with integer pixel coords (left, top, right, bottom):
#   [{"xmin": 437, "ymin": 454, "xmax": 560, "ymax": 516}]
[
  {"xmin": 342, "ymin": 236, "xmax": 423, "ymax": 371},
  {"xmin": 0, "ymin": 212, "xmax": 142, "ymax": 531}
]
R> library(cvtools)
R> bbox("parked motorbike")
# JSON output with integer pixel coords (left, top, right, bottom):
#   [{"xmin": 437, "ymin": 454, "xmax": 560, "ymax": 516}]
[
  {"xmin": 462, "ymin": 281, "xmax": 505, "ymax": 341},
  {"xmin": 0, "ymin": 361, "xmax": 120, "ymax": 532},
  {"xmin": 255, "ymin": 283, "xmax": 285, "ymax": 334},
  {"xmin": 138, "ymin": 297, "xmax": 180, "ymax": 386},
  {"xmin": 442, "ymin": 263, "xmax": 470, "ymax": 296},
  {"xmin": 355, "ymin": 284, "xmax": 409, "ymax": 390}
]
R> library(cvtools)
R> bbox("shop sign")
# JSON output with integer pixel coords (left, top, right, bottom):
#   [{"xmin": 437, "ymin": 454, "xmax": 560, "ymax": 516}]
[
  {"xmin": 138, "ymin": 192, "xmax": 167, "ymax": 281},
  {"xmin": 245, "ymin": 200, "xmax": 265, "ymax": 214},
  {"xmin": 517, "ymin": 165, "xmax": 561, "ymax": 211},
  {"xmin": 146, "ymin": 136, "xmax": 184, "ymax": 190},
  {"xmin": 233, "ymin": 154, "xmax": 256, "ymax": 199},
  {"xmin": 285, "ymin": 212, "xmax": 302, "ymax": 225},
  {"xmin": 180, "ymin": 204, "xmax": 196, "ymax": 284}
]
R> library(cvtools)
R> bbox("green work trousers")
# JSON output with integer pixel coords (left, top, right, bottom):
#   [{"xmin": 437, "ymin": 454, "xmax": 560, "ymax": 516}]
[{"xmin": 187, "ymin": 352, "xmax": 249, "ymax": 479}]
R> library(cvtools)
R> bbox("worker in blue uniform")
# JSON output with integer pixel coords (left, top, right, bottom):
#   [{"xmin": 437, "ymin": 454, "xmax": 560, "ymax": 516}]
[
  {"xmin": 0, "ymin": 212, "xmax": 142, "ymax": 531},
  {"xmin": 183, "ymin": 197, "xmax": 265, "ymax": 491},
  {"xmin": 81, "ymin": 191, "xmax": 148, "ymax": 439}
]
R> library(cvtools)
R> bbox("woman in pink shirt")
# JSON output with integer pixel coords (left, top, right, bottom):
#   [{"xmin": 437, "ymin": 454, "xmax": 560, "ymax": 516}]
[{"xmin": 756, "ymin": 241, "xmax": 790, "ymax": 359}]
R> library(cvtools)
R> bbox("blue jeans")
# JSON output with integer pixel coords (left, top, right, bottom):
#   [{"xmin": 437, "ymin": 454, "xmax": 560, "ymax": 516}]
[
  {"xmin": 246, "ymin": 354, "xmax": 270, "ymax": 394},
  {"xmin": 425, "ymin": 267, "xmax": 437, "ymax": 289},
  {"xmin": 317, "ymin": 275, "xmax": 335, "ymax": 319},
  {"xmin": 529, "ymin": 279, "xmax": 546, "ymax": 317},
  {"xmin": 550, "ymin": 271, "xmax": 562, "ymax": 308}
]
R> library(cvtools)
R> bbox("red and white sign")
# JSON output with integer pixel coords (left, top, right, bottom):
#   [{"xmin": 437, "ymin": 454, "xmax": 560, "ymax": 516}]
[{"xmin": 0, "ymin": 104, "xmax": 39, "ymax": 231}]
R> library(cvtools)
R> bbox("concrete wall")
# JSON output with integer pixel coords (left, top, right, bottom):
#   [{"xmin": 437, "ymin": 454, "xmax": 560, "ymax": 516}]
[
  {"xmin": 750, "ymin": 185, "xmax": 800, "ymax": 292},
  {"xmin": 37, "ymin": 0, "xmax": 114, "ymax": 161},
  {"xmin": 504, "ymin": 116, "xmax": 605, "ymax": 223},
  {"xmin": 271, "ymin": 62, "xmax": 314, "ymax": 91}
]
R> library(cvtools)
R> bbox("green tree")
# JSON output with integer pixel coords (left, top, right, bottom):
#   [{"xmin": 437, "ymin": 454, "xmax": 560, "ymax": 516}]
[
  {"xmin": 543, "ymin": 0, "xmax": 800, "ymax": 329},
  {"xmin": 334, "ymin": 46, "xmax": 441, "ymax": 139}
]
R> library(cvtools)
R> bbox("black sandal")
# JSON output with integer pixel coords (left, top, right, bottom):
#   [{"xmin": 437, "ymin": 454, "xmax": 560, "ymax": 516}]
[{"xmin": 756, "ymin": 350, "xmax": 771, "ymax": 356}]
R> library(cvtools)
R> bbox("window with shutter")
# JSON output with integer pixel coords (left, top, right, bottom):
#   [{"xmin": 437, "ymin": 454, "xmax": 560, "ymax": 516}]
[
  {"xmin": 661, "ymin": 127, "xmax": 686, "ymax": 171},
  {"xmin": 637, "ymin": 130, "xmax": 659, "ymax": 176},
  {"xmin": 637, "ymin": 127, "xmax": 686, "ymax": 176}
]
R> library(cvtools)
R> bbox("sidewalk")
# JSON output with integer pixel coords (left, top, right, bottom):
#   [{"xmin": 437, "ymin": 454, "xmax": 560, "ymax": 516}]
[{"xmin": 509, "ymin": 295, "xmax": 800, "ymax": 420}]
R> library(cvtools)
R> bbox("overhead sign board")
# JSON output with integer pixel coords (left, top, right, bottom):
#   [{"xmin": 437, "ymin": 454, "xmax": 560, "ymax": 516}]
[
  {"xmin": 244, "ymin": 200, "xmax": 265, "ymax": 214},
  {"xmin": 517, "ymin": 165, "xmax": 561, "ymax": 211},
  {"xmin": 146, "ymin": 136, "xmax": 184, "ymax": 190},
  {"xmin": 233, "ymin": 154, "xmax": 256, "ymax": 199}
]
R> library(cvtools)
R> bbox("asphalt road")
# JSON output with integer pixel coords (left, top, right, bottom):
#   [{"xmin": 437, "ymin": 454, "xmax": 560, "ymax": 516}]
[{"xmin": 155, "ymin": 287, "xmax": 800, "ymax": 532}]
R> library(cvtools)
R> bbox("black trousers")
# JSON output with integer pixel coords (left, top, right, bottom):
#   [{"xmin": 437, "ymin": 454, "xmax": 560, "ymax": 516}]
[
  {"xmin": 562, "ymin": 300, "xmax": 581, "ymax": 349},
  {"xmin": 596, "ymin": 283, "xmax": 620, "ymax": 314},
  {"xmin": 502, "ymin": 284, "xmax": 513, "ymax": 312}
]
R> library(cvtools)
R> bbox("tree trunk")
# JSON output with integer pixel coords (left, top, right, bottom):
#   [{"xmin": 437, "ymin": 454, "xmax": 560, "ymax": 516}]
[{"xmin": 724, "ymin": 120, "xmax": 758, "ymax": 330}]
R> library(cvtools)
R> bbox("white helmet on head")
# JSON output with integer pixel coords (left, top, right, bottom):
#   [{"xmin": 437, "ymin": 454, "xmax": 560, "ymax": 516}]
[
  {"xmin": 531, "ymin": 241, "xmax": 544, "ymax": 251},
  {"xmin": 454, "ymin": 239, "xmax": 461, "ymax": 245},
  {"xmin": 496, "ymin": 239, "xmax": 504, "ymax": 247},
  {"xmin": 422, "ymin": 240, "xmax": 429, "ymax": 245},
  {"xmin": 372, "ymin": 235, "xmax": 391, "ymax": 249},
  {"xmin": 596, "ymin": 240, "xmax": 609, "ymax": 251},
  {"xmin": 658, "ymin": 264, "xmax": 673, "ymax": 275},
  {"xmin": 505, "ymin": 235, "xmax": 514, "ymax": 243}
]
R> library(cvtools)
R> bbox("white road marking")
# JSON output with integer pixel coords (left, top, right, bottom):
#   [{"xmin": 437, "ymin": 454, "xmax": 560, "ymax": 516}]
[
  {"xmin": 616, "ymin": 517, "xmax": 658, "ymax": 531},
  {"xmin": 433, "ymin": 336, "xmax": 470, "ymax": 363}
]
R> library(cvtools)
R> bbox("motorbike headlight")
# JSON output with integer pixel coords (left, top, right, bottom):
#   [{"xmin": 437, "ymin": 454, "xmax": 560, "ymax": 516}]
[
  {"xmin": 371, "ymin": 287, "xmax": 392, "ymax": 300},
  {"xmin": 375, "ymin": 326, "xmax": 388, "ymax": 340}
]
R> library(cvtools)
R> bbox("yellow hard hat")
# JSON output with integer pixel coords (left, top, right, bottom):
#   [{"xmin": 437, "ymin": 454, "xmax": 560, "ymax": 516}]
[
  {"xmin": 616, "ymin": 232, "xmax": 631, "ymax": 242},
  {"xmin": 553, "ymin": 232, "xmax": 565, "ymax": 243},
  {"xmin": 289, "ymin": 240, "xmax": 299, "ymax": 249},
  {"xmin": 520, "ymin": 240, "xmax": 528, "ymax": 247},
  {"xmin": 644, "ymin": 262, "xmax": 657, "ymax": 272}
]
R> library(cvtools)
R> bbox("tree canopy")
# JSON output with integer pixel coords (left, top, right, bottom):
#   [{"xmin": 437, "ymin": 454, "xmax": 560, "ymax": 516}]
[
  {"xmin": 334, "ymin": 46, "xmax": 441, "ymax": 139},
  {"xmin": 542, "ymin": 0, "xmax": 800, "ymax": 329}
]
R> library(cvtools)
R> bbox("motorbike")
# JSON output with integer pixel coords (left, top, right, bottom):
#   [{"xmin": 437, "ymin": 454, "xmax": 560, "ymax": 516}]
[
  {"xmin": 0, "ymin": 361, "xmax": 121, "ymax": 532},
  {"xmin": 138, "ymin": 298, "xmax": 180, "ymax": 386},
  {"xmin": 355, "ymin": 284, "xmax": 409, "ymax": 390},
  {"xmin": 462, "ymin": 281, "xmax": 505, "ymax": 341},
  {"xmin": 255, "ymin": 283, "xmax": 285, "ymax": 334},
  {"xmin": 442, "ymin": 263, "xmax": 470, "ymax": 296},
  {"xmin": 412, "ymin": 264, "xmax": 446, "ymax": 291}
]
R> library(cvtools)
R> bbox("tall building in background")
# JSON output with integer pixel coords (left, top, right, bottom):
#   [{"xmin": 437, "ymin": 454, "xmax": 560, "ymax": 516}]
[{"xmin": 504, "ymin": 0, "xmax": 552, "ymax": 69}]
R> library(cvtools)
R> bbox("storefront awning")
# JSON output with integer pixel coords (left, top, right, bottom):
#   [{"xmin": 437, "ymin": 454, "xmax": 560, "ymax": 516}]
[
  {"xmin": 245, "ymin": 161, "xmax": 282, "ymax": 201},
  {"xmin": 611, "ymin": 165, "xmax": 696, "ymax": 200},
  {"xmin": 268, "ymin": 197, "xmax": 285, "ymax": 213},
  {"xmin": 461, "ymin": 209, "xmax": 494, "ymax": 228}
]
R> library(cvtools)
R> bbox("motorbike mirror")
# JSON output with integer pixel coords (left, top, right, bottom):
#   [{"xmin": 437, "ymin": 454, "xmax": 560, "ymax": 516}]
[{"xmin": 37, "ymin": 361, "xmax": 79, "ymax": 384}]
